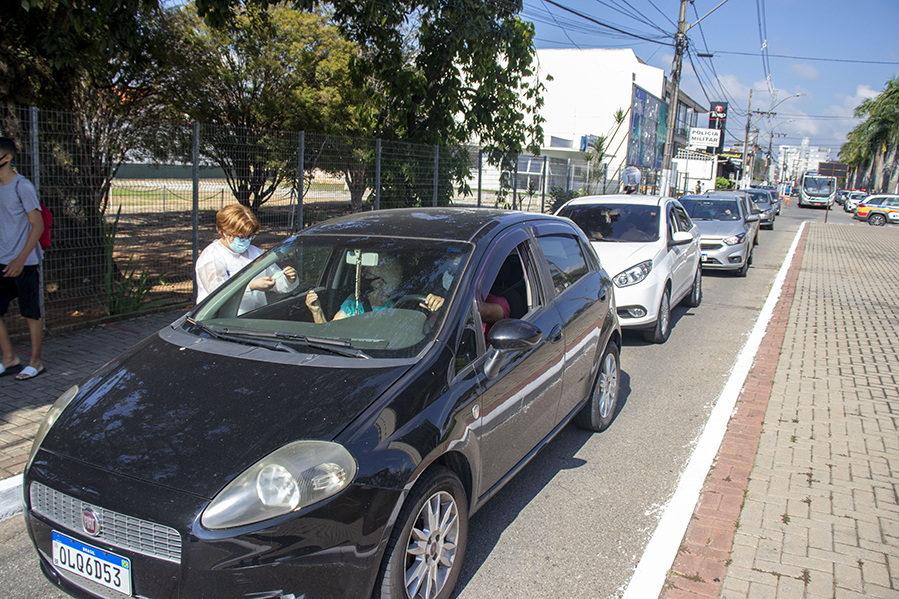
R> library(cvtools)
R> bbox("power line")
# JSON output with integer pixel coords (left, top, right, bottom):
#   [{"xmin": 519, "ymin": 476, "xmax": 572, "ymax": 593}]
[
  {"xmin": 707, "ymin": 50, "xmax": 899, "ymax": 65},
  {"xmin": 535, "ymin": 0, "xmax": 674, "ymax": 45}
]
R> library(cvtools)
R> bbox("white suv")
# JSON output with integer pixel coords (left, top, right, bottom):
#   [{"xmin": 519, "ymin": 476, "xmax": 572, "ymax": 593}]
[{"xmin": 557, "ymin": 195, "xmax": 702, "ymax": 343}]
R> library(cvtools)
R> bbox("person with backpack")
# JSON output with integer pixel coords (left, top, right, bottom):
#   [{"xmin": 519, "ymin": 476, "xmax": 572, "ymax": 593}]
[{"xmin": 0, "ymin": 136, "xmax": 45, "ymax": 380}]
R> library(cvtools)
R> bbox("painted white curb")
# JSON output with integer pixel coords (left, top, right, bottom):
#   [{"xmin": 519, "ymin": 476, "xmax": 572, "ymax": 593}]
[{"xmin": 0, "ymin": 474, "xmax": 23, "ymax": 521}]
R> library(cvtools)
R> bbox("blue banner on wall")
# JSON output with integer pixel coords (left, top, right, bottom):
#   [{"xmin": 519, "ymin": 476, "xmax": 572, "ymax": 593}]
[{"xmin": 627, "ymin": 85, "xmax": 667, "ymax": 170}]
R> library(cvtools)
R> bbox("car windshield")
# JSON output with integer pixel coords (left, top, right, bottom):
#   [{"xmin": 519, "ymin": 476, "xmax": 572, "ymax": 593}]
[
  {"xmin": 558, "ymin": 204, "xmax": 660, "ymax": 242},
  {"xmin": 745, "ymin": 191, "xmax": 769, "ymax": 205},
  {"xmin": 187, "ymin": 235, "xmax": 472, "ymax": 359},
  {"xmin": 680, "ymin": 199, "xmax": 741, "ymax": 221}
]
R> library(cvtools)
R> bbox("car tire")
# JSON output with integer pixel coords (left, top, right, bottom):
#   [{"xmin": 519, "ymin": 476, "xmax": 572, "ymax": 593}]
[
  {"xmin": 869, "ymin": 213, "xmax": 887, "ymax": 227},
  {"xmin": 736, "ymin": 250, "xmax": 751, "ymax": 277},
  {"xmin": 685, "ymin": 267, "xmax": 702, "ymax": 308},
  {"xmin": 377, "ymin": 466, "xmax": 468, "ymax": 599},
  {"xmin": 574, "ymin": 341, "xmax": 620, "ymax": 432},
  {"xmin": 642, "ymin": 288, "xmax": 671, "ymax": 343}
]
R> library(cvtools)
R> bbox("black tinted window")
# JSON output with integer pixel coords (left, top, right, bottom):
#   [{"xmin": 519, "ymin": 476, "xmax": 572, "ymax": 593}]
[{"xmin": 536, "ymin": 234, "xmax": 590, "ymax": 295}]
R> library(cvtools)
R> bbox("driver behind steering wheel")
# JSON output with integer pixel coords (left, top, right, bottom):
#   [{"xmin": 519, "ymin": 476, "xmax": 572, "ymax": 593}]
[{"xmin": 305, "ymin": 258, "xmax": 444, "ymax": 323}]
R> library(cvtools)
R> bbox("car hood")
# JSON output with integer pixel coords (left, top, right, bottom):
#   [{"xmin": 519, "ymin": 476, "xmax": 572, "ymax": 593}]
[
  {"xmin": 41, "ymin": 329, "xmax": 411, "ymax": 498},
  {"xmin": 590, "ymin": 241, "xmax": 663, "ymax": 276},
  {"xmin": 693, "ymin": 220, "xmax": 746, "ymax": 238}
]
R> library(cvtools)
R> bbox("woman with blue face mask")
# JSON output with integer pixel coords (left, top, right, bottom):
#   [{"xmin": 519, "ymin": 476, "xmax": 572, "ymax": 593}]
[{"xmin": 195, "ymin": 204, "xmax": 297, "ymax": 313}]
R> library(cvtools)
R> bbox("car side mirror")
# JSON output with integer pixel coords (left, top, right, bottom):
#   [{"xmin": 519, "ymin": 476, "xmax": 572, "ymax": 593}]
[
  {"xmin": 670, "ymin": 231, "xmax": 693, "ymax": 246},
  {"xmin": 483, "ymin": 320, "xmax": 542, "ymax": 380},
  {"xmin": 745, "ymin": 214, "xmax": 760, "ymax": 222}
]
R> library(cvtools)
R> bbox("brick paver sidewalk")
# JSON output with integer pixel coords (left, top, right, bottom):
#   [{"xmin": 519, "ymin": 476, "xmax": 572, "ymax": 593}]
[{"xmin": 665, "ymin": 223, "xmax": 899, "ymax": 599}]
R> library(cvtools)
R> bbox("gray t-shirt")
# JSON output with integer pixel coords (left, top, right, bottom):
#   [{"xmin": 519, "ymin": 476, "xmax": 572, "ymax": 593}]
[{"xmin": 0, "ymin": 174, "xmax": 43, "ymax": 265}]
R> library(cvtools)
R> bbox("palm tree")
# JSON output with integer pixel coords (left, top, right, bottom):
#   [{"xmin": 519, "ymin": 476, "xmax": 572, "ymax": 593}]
[{"xmin": 840, "ymin": 78, "xmax": 899, "ymax": 192}]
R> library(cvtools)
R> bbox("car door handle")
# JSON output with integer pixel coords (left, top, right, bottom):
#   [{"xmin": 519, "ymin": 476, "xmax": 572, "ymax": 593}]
[
  {"xmin": 550, "ymin": 324, "xmax": 563, "ymax": 344},
  {"xmin": 599, "ymin": 288, "xmax": 607, "ymax": 302}
]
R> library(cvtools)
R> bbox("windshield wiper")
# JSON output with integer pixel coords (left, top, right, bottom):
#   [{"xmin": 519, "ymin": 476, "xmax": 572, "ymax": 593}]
[
  {"xmin": 185, "ymin": 316, "xmax": 221, "ymax": 339},
  {"xmin": 223, "ymin": 329, "xmax": 371, "ymax": 359},
  {"xmin": 184, "ymin": 319, "xmax": 299, "ymax": 353},
  {"xmin": 274, "ymin": 332, "xmax": 372, "ymax": 359}
]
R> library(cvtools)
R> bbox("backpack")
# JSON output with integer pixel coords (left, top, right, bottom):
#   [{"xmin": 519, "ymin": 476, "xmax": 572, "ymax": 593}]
[{"xmin": 15, "ymin": 178, "xmax": 51, "ymax": 250}]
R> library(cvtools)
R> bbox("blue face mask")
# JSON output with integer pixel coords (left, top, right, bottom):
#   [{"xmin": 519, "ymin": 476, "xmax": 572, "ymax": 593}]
[{"xmin": 229, "ymin": 237, "xmax": 252, "ymax": 254}]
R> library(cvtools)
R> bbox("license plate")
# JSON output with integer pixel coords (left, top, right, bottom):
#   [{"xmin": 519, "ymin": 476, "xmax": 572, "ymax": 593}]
[{"xmin": 52, "ymin": 531, "xmax": 132, "ymax": 595}]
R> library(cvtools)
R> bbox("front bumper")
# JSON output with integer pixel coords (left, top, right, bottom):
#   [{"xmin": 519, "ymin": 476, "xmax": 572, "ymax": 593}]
[
  {"xmin": 699, "ymin": 239, "xmax": 748, "ymax": 270},
  {"xmin": 24, "ymin": 451, "xmax": 397, "ymax": 599},
  {"xmin": 613, "ymin": 271, "xmax": 667, "ymax": 329}
]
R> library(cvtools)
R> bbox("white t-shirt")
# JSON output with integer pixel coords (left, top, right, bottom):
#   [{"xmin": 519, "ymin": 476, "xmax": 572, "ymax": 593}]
[
  {"xmin": 0, "ymin": 175, "xmax": 43, "ymax": 265},
  {"xmin": 195, "ymin": 240, "xmax": 297, "ymax": 314}
]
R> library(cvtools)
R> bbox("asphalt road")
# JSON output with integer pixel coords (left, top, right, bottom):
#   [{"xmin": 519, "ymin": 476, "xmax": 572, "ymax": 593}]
[{"xmin": 0, "ymin": 200, "xmax": 863, "ymax": 599}]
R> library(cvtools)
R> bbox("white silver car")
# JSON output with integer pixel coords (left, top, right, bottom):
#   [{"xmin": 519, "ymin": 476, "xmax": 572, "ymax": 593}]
[{"xmin": 557, "ymin": 195, "xmax": 702, "ymax": 343}]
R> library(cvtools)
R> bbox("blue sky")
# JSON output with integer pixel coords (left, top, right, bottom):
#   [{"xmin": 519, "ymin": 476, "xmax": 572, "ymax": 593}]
[{"xmin": 522, "ymin": 0, "xmax": 899, "ymax": 160}]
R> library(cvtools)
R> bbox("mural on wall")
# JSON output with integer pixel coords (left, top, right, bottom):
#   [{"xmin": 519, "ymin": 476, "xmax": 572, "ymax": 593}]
[{"xmin": 627, "ymin": 85, "xmax": 667, "ymax": 170}]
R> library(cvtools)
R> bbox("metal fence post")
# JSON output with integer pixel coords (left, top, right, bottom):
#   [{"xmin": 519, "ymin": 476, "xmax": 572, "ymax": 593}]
[
  {"xmin": 433, "ymin": 145, "xmax": 439, "ymax": 207},
  {"xmin": 191, "ymin": 121, "xmax": 200, "ymax": 300},
  {"xmin": 541, "ymin": 156, "xmax": 547, "ymax": 213},
  {"xmin": 374, "ymin": 138, "xmax": 381, "ymax": 211},
  {"xmin": 566, "ymin": 159, "xmax": 571, "ymax": 197},
  {"xmin": 477, "ymin": 149, "xmax": 483, "ymax": 208},
  {"xmin": 512, "ymin": 156, "xmax": 518, "ymax": 210},
  {"xmin": 30, "ymin": 106, "xmax": 46, "ymax": 327},
  {"xmin": 293, "ymin": 130, "xmax": 304, "ymax": 232}
]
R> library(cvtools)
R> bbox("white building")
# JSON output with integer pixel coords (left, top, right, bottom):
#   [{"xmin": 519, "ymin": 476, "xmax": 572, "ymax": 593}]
[
  {"xmin": 475, "ymin": 48, "xmax": 705, "ymax": 203},
  {"xmin": 778, "ymin": 139, "xmax": 831, "ymax": 184}
]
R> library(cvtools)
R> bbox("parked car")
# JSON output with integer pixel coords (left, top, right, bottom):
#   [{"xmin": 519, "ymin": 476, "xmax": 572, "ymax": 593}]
[
  {"xmin": 23, "ymin": 208, "xmax": 622, "ymax": 599},
  {"xmin": 679, "ymin": 194, "xmax": 761, "ymax": 277},
  {"xmin": 556, "ymin": 194, "xmax": 701, "ymax": 343},
  {"xmin": 703, "ymin": 191, "xmax": 760, "ymax": 245},
  {"xmin": 844, "ymin": 191, "xmax": 868, "ymax": 213},
  {"xmin": 854, "ymin": 194, "xmax": 899, "ymax": 225},
  {"xmin": 744, "ymin": 188, "xmax": 777, "ymax": 227},
  {"xmin": 836, "ymin": 189, "xmax": 850, "ymax": 205}
]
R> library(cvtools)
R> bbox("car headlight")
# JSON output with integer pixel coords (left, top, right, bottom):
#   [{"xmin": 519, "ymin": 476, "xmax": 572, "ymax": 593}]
[
  {"xmin": 26, "ymin": 385, "xmax": 79, "ymax": 471},
  {"xmin": 201, "ymin": 440, "xmax": 357, "ymax": 529},
  {"xmin": 722, "ymin": 233, "xmax": 746, "ymax": 246},
  {"xmin": 613, "ymin": 260, "xmax": 653, "ymax": 288}
]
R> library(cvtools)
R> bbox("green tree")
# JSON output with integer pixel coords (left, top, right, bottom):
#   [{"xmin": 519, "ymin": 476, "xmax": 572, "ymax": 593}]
[
  {"xmin": 191, "ymin": 0, "xmax": 546, "ymax": 207},
  {"xmin": 162, "ymin": 4, "xmax": 362, "ymax": 209},
  {"xmin": 840, "ymin": 77, "xmax": 899, "ymax": 193}
]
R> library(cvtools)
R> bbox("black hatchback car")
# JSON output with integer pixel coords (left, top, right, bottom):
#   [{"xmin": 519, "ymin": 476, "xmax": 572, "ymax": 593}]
[{"xmin": 24, "ymin": 208, "xmax": 621, "ymax": 599}]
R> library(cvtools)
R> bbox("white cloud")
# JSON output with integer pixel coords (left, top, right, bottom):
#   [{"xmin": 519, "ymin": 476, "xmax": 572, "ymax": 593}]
[{"xmin": 791, "ymin": 63, "xmax": 820, "ymax": 81}]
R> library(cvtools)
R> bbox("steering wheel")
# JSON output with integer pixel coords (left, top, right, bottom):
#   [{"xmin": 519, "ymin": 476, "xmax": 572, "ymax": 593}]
[{"xmin": 394, "ymin": 294, "xmax": 429, "ymax": 312}]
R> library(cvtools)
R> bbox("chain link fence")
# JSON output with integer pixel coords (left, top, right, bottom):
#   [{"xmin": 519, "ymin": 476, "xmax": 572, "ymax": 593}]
[{"xmin": 1, "ymin": 107, "xmax": 590, "ymax": 336}]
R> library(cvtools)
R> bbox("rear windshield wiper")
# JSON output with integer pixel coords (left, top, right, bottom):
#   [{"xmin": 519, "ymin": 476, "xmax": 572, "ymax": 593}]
[
  {"xmin": 184, "ymin": 318, "xmax": 298, "ymax": 353},
  {"xmin": 224, "ymin": 329, "xmax": 371, "ymax": 359}
]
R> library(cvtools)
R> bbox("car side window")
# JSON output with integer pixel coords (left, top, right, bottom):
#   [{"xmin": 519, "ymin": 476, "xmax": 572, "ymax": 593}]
[
  {"xmin": 536, "ymin": 233, "xmax": 590, "ymax": 296},
  {"xmin": 673, "ymin": 205, "xmax": 693, "ymax": 232},
  {"xmin": 666, "ymin": 207, "xmax": 677, "ymax": 241}
]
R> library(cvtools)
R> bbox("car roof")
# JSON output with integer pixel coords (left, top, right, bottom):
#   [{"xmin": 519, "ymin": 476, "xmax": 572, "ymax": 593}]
[
  {"xmin": 559, "ymin": 194, "xmax": 668, "ymax": 208},
  {"xmin": 680, "ymin": 193, "xmax": 742, "ymax": 202},
  {"xmin": 301, "ymin": 207, "xmax": 562, "ymax": 243}
]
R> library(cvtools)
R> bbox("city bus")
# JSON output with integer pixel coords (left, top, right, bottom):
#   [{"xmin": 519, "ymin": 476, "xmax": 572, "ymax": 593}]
[{"xmin": 798, "ymin": 171, "xmax": 837, "ymax": 208}]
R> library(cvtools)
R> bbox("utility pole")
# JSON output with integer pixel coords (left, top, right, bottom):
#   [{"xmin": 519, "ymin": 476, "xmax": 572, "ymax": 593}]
[
  {"xmin": 741, "ymin": 89, "xmax": 753, "ymax": 188},
  {"xmin": 660, "ymin": 0, "xmax": 689, "ymax": 196}
]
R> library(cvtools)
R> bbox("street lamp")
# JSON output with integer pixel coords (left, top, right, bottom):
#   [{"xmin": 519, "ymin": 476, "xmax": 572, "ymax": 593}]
[{"xmin": 741, "ymin": 93, "xmax": 804, "ymax": 187}]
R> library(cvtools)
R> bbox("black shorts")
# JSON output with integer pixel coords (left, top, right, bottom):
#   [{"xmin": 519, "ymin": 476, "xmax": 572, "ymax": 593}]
[{"xmin": 0, "ymin": 264, "xmax": 42, "ymax": 320}]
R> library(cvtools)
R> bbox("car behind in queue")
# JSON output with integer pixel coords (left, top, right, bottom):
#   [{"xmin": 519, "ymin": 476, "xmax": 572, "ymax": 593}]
[
  {"xmin": 23, "ymin": 208, "xmax": 622, "ymax": 599},
  {"xmin": 679, "ymin": 193, "xmax": 761, "ymax": 277},
  {"xmin": 556, "ymin": 194, "xmax": 702, "ymax": 343}
]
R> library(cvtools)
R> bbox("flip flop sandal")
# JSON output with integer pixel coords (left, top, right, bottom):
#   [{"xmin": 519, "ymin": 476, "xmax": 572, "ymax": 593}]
[{"xmin": 15, "ymin": 366, "xmax": 46, "ymax": 380}]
